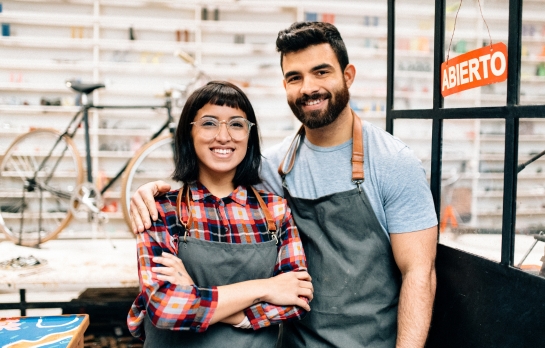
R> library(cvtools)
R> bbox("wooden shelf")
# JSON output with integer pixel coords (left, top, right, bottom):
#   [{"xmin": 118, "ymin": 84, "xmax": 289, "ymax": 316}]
[{"xmin": 2, "ymin": 0, "xmax": 545, "ymax": 234}]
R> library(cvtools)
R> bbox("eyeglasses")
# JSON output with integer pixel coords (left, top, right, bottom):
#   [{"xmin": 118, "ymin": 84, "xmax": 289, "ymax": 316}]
[{"xmin": 191, "ymin": 117, "xmax": 255, "ymax": 141}]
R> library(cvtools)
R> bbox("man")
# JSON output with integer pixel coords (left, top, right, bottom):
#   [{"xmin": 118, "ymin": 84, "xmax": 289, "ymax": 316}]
[{"xmin": 130, "ymin": 22, "xmax": 437, "ymax": 348}]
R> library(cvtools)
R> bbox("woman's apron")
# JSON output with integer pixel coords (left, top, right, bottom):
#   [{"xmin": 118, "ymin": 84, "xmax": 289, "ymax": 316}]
[
  {"xmin": 144, "ymin": 186, "xmax": 280, "ymax": 348},
  {"xmin": 279, "ymin": 112, "xmax": 402, "ymax": 348}
]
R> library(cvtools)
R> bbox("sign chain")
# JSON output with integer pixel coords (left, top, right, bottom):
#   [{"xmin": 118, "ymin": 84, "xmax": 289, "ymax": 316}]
[
  {"xmin": 477, "ymin": 0, "xmax": 493, "ymax": 51},
  {"xmin": 446, "ymin": 0, "xmax": 493, "ymax": 64},
  {"xmin": 446, "ymin": 0, "xmax": 463, "ymax": 64}
]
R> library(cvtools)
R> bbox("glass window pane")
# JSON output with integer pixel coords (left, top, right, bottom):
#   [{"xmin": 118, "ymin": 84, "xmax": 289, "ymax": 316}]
[
  {"xmin": 443, "ymin": 0, "xmax": 509, "ymax": 109},
  {"xmin": 343, "ymin": 5, "xmax": 388, "ymax": 130},
  {"xmin": 393, "ymin": 119, "xmax": 433, "ymax": 177},
  {"xmin": 393, "ymin": 0, "xmax": 434, "ymax": 110},
  {"xmin": 438, "ymin": 119, "xmax": 505, "ymax": 261},
  {"xmin": 520, "ymin": 1, "xmax": 545, "ymax": 106},
  {"xmin": 515, "ymin": 119, "xmax": 545, "ymax": 277}
]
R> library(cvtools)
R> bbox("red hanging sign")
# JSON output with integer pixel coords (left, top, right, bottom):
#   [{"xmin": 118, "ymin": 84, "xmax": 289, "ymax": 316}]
[{"xmin": 441, "ymin": 42, "xmax": 508, "ymax": 97}]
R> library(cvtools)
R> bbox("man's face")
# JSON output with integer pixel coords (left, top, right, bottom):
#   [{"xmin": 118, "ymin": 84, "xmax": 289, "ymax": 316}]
[{"xmin": 282, "ymin": 43, "xmax": 350, "ymax": 129}]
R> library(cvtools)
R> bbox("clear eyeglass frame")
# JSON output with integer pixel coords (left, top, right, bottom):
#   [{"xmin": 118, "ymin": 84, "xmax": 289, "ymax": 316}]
[{"xmin": 190, "ymin": 117, "xmax": 255, "ymax": 140}]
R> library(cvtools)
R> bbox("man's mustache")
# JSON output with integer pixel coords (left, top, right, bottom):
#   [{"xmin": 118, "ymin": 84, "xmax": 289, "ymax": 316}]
[{"xmin": 296, "ymin": 92, "xmax": 331, "ymax": 106}]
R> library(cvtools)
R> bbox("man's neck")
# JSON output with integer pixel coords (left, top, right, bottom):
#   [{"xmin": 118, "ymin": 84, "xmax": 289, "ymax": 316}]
[{"xmin": 304, "ymin": 106, "xmax": 353, "ymax": 147}]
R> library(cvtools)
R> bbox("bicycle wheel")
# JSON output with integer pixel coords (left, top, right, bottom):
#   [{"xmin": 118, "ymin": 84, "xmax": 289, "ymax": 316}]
[
  {"xmin": 0, "ymin": 128, "xmax": 84, "ymax": 246},
  {"xmin": 121, "ymin": 134, "xmax": 178, "ymax": 231}
]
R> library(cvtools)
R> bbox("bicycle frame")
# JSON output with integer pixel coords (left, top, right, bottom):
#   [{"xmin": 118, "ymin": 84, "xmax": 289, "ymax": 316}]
[
  {"xmin": 3, "ymin": 62, "xmax": 203, "ymax": 246},
  {"xmin": 60, "ymin": 93, "xmax": 174, "ymax": 195},
  {"xmin": 19, "ymin": 91, "xmax": 173, "ymax": 244},
  {"xmin": 2, "ymin": 91, "xmax": 173, "ymax": 247}
]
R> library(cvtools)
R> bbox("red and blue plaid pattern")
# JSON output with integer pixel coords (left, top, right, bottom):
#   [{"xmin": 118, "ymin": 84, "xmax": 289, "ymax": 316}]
[{"xmin": 128, "ymin": 182, "xmax": 307, "ymax": 339}]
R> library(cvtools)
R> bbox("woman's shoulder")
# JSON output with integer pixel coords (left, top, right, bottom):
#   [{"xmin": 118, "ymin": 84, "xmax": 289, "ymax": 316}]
[
  {"xmin": 249, "ymin": 186, "xmax": 289, "ymax": 219},
  {"xmin": 250, "ymin": 186, "xmax": 284, "ymax": 203},
  {"xmin": 154, "ymin": 189, "xmax": 180, "ymax": 212}
]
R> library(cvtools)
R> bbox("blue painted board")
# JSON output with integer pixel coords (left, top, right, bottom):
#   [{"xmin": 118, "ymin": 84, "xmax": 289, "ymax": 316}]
[{"xmin": 0, "ymin": 314, "xmax": 89, "ymax": 348}]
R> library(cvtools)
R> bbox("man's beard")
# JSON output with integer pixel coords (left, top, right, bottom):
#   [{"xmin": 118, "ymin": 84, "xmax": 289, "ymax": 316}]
[{"xmin": 288, "ymin": 84, "xmax": 350, "ymax": 130}]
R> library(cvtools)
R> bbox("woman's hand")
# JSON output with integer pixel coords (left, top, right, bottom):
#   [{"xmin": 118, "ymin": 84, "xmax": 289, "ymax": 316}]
[
  {"xmin": 152, "ymin": 252, "xmax": 194, "ymax": 286},
  {"xmin": 263, "ymin": 271, "xmax": 313, "ymax": 311}
]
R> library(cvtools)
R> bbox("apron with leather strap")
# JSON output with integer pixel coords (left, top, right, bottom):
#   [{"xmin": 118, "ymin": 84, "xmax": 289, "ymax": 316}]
[
  {"xmin": 279, "ymin": 112, "xmax": 401, "ymax": 348},
  {"xmin": 144, "ymin": 186, "xmax": 280, "ymax": 348}
]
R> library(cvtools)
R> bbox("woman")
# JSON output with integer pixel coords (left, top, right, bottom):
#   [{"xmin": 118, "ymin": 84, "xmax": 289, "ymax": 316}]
[{"xmin": 127, "ymin": 81, "xmax": 312, "ymax": 347}]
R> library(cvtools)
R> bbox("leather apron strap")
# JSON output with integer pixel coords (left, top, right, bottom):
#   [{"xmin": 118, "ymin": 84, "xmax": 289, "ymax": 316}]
[
  {"xmin": 176, "ymin": 185, "xmax": 194, "ymax": 242},
  {"xmin": 278, "ymin": 110, "xmax": 364, "ymax": 184},
  {"xmin": 249, "ymin": 186, "xmax": 277, "ymax": 233}
]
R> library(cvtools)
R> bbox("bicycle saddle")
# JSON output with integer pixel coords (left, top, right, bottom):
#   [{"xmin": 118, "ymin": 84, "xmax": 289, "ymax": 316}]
[{"xmin": 66, "ymin": 80, "xmax": 105, "ymax": 94}]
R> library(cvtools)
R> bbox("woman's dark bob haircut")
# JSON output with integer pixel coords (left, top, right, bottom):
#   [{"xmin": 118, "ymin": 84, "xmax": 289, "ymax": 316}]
[{"xmin": 172, "ymin": 81, "xmax": 261, "ymax": 187}]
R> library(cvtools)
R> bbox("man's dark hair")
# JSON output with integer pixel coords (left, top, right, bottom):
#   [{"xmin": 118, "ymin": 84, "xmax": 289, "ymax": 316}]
[
  {"xmin": 276, "ymin": 21, "xmax": 349, "ymax": 72},
  {"xmin": 172, "ymin": 81, "xmax": 261, "ymax": 187}
]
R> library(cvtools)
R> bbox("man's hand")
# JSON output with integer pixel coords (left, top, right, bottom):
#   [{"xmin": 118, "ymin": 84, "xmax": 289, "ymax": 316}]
[{"xmin": 130, "ymin": 180, "xmax": 171, "ymax": 233}]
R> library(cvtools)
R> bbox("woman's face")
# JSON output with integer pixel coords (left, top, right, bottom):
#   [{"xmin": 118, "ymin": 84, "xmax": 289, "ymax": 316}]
[{"xmin": 191, "ymin": 103, "xmax": 250, "ymax": 183}]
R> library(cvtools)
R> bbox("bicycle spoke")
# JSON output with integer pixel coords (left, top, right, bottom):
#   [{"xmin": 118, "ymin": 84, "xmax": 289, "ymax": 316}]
[
  {"xmin": 0, "ymin": 129, "xmax": 83, "ymax": 246},
  {"xmin": 6, "ymin": 154, "xmax": 32, "ymax": 182},
  {"xmin": 121, "ymin": 135, "xmax": 177, "ymax": 231},
  {"xmin": 21, "ymin": 153, "xmax": 37, "ymax": 175}
]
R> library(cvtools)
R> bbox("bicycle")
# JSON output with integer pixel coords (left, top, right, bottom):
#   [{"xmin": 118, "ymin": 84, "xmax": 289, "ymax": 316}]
[{"xmin": 0, "ymin": 54, "xmax": 208, "ymax": 247}]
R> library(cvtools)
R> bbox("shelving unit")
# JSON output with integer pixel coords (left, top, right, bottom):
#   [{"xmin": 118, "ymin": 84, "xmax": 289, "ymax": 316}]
[{"xmin": 1, "ymin": 0, "xmax": 545, "ymax": 237}]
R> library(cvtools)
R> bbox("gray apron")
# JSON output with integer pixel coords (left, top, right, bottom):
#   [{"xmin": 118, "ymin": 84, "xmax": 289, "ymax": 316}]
[
  {"xmin": 279, "ymin": 113, "xmax": 402, "ymax": 348},
  {"xmin": 144, "ymin": 187, "xmax": 280, "ymax": 348}
]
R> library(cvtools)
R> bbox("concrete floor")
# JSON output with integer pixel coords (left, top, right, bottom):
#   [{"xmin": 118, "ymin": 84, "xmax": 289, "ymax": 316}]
[{"xmin": 440, "ymin": 230, "xmax": 545, "ymax": 269}]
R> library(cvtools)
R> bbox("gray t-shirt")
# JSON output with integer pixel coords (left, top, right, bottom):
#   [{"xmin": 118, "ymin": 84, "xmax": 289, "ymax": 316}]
[{"xmin": 258, "ymin": 121, "xmax": 437, "ymax": 237}]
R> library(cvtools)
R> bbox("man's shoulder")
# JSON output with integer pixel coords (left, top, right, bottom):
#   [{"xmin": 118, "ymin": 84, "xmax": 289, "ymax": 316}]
[
  {"xmin": 262, "ymin": 132, "xmax": 299, "ymax": 167},
  {"xmin": 363, "ymin": 120, "xmax": 424, "ymax": 172},
  {"xmin": 364, "ymin": 121, "xmax": 408, "ymax": 154}
]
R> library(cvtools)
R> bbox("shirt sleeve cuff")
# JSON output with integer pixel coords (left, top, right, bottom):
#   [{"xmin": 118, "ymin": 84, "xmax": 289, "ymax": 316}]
[
  {"xmin": 192, "ymin": 286, "xmax": 219, "ymax": 332},
  {"xmin": 244, "ymin": 304, "xmax": 270, "ymax": 330}
]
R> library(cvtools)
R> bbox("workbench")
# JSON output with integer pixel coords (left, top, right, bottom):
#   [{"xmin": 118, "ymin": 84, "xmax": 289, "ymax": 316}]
[{"xmin": 0, "ymin": 239, "xmax": 139, "ymax": 315}]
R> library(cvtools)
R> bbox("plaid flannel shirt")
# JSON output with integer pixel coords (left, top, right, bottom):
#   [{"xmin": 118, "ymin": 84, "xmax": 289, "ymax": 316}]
[{"xmin": 127, "ymin": 182, "xmax": 307, "ymax": 339}]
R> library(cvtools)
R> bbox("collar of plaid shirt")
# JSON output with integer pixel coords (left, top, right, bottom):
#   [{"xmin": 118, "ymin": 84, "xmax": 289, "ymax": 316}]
[{"xmin": 187, "ymin": 182, "xmax": 248, "ymax": 206}]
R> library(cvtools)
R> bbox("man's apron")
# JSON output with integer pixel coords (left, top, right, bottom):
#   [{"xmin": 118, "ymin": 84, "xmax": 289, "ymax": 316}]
[
  {"xmin": 279, "ymin": 113, "xmax": 402, "ymax": 347},
  {"xmin": 144, "ymin": 187, "xmax": 280, "ymax": 348}
]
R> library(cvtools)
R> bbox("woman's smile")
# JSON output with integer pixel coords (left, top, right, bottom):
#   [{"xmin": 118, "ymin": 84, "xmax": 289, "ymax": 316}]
[{"xmin": 211, "ymin": 147, "xmax": 235, "ymax": 156}]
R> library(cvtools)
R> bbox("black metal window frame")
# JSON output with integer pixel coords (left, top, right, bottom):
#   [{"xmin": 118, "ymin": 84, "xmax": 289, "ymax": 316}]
[{"xmin": 386, "ymin": 0, "xmax": 545, "ymax": 267}]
